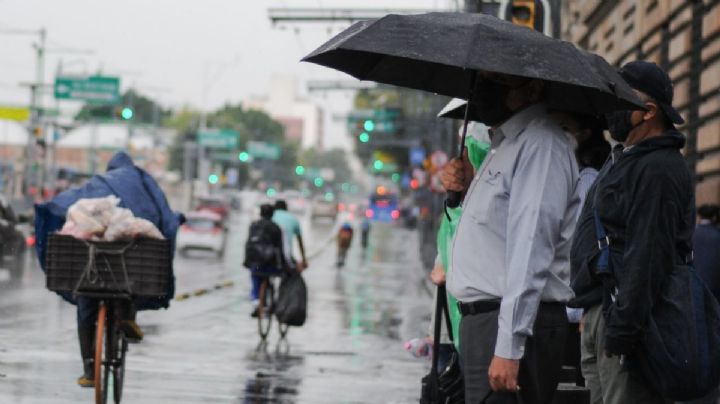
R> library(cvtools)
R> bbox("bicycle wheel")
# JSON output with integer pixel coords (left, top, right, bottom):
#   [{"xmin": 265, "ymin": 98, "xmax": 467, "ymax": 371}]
[
  {"xmin": 278, "ymin": 322, "xmax": 290, "ymax": 339},
  {"xmin": 113, "ymin": 337, "xmax": 127, "ymax": 403},
  {"xmin": 257, "ymin": 279, "xmax": 274, "ymax": 341},
  {"xmin": 94, "ymin": 303, "xmax": 108, "ymax": 404}
]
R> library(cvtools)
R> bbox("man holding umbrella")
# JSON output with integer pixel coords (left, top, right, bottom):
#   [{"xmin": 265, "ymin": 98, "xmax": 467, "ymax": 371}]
[
  {"xmin": 302, "ymin": 12, "xmax": 645, "ymax": 403},
  {"xmin": 440, "ymin": 72, "xmax": 580, "ymax": 403}
]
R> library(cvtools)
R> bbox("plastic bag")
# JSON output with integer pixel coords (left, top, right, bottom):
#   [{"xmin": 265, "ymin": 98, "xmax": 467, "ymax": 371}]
[
  {"xmin": 275, "ymin": 272, "xmax": 307, "ymax": 326},
  {"xmin": 60, "ymin": 196, "xmax": 120, "ymax": 240},
  {"xmin": 59, "ymin": 196, "xmax": 163, "ymax": 241},
  {"xmin": 104, "ymin": 208, "xmax": 163, "ymax": 241}
]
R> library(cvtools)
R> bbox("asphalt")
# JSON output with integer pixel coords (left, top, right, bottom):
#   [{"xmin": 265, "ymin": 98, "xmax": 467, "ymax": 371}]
[{"xmin": 0, "ymin": 209, "xmax": 432, "ymax": 403}]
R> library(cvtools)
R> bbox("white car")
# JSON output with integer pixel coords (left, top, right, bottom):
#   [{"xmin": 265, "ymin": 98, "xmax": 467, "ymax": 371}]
[
  {"xmin": 176, "ymin": 211, "xmax": 227, "ymax": 256},
  {"xmin": 310, "ymin": 195, "xmax": 338, "ymax": 220},
  {"xmin": 282, "ymin": 190, "xmax": 308, "ymax": 213}
]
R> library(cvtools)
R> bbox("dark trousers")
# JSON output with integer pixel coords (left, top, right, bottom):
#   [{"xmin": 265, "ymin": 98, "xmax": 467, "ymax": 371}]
[{"xmin": 459, "ymin": 302, "xmax": 568, "ymax": 404}]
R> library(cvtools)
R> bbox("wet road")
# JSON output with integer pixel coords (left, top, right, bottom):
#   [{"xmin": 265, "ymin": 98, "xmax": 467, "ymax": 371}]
[{"xmin": 0, "ymin": 210, "xmax": 432, "ymax": 403}]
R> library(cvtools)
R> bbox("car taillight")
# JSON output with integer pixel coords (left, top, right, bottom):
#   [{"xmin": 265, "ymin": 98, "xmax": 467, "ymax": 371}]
[
  {"xmin": 338, "ymin": 203, "xmax": 346, "ymax": 212},
  {"xmin": 212, "ymin": 227, "xmax": 222, "ymax": 234},
  {"xmin": 26, "ymin": 235, "xmax": 36, "ymax": 247},
  {"xmin": 391, "ymin": 210, "xmax": 400, "ymax": 220},
  {"xmin": 365, "ymin": 209, "xmax": 374, "ymax": 218}
]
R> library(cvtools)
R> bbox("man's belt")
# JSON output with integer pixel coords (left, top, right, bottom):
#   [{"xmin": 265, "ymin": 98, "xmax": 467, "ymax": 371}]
[
  {"xmin": 457, "ymin": 300, "xmax": 501, "ymax": 316},
  {"xmin": 458, "ymin": 300, "xmax": 566, "ymax": 316}
]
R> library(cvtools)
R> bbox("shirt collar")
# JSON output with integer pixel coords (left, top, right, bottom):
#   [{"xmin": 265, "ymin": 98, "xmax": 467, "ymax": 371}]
[{"xmin": 494, "ymin": 103, "xmax": 547, "ymax": 141}]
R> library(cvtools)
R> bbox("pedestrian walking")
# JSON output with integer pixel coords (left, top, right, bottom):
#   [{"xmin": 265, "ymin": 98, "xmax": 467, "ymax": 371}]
[
  {"xmin": 336, "ymin": 222, "xmax": 353, "ymax": 267},
  {"xmin": 570, "ymin": 61, "xmax": 694, "ymax": 404},
  {"xmin": 440, "ymin": 72, "xmax": 581, "ymax": 404}
]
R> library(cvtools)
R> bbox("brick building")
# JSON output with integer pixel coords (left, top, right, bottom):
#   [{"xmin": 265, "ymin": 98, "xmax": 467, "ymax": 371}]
[{"xmin": 563, "ymin": 0, "xmax": 720, "ymax": 204}]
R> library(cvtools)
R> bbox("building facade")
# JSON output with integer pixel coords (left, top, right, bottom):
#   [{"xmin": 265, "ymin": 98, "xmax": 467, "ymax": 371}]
[
  {"xmin": 563, "ymin": 0, "xmax": 720, "ymax": 204},
  {"xmin": 245, "ymin": 75, "xmax": 324, "ymax": 151}
]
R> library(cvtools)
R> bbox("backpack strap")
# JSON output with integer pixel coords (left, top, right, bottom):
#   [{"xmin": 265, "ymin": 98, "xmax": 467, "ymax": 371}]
[{"xmin": 593, "ymin": 209, "xmax": 617, "ymax": 313}]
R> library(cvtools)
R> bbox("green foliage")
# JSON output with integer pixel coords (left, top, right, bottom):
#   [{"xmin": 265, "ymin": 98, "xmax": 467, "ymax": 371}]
[
  {"xmin": 299, "ymin": 148, "xmax": 353, "ymax": 185},
  {"xmin": 75, "ymin": 89, "xmax": 170, "ymax": 124}
]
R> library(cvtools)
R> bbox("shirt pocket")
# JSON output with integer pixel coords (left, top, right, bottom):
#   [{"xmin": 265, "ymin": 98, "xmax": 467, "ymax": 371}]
[{"xmin": 467, "ymin": 169, "xmax": 509, "ymax": 237}]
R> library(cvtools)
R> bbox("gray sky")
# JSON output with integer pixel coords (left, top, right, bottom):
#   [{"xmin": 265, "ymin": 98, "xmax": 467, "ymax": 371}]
[{"xmin": 0, "ymin": 0, "xmax": 456, "ymax": 149}]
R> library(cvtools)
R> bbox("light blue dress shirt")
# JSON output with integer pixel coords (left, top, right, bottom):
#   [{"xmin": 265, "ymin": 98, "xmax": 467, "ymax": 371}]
[{"xmin": 448, "ymin": 103, "xmax": 580, "ymax": 360}]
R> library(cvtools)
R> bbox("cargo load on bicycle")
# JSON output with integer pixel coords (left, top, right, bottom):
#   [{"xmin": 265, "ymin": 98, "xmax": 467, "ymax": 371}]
[{"xmin": 35, "ymin": 152, "xmax": 183, "ymax": 309}]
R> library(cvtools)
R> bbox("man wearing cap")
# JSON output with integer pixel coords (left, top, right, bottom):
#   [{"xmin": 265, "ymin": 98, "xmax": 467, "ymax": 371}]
[{"xmin": 569, "ymin": 61, "xmax": 693, "ymax": 403}]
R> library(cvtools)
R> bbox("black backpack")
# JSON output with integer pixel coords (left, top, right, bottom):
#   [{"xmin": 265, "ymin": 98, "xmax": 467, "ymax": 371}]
[
  {"xmin": 243, "ymin": 220, "xmax": 281, "ymax": 268},
  {"xmin": 594, "ymin": 210, "xmax": 720, "ymax": 400}
]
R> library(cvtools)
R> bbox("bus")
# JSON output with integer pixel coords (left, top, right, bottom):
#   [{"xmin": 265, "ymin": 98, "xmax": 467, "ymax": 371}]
[{"xmin": 366, "ymin": 186, "xmax": 399, "ymax": 222}]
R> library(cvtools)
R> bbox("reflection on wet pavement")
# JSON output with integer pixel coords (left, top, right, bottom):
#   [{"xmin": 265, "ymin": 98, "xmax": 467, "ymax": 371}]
[{"xmin": 0, "ymin": 212, "xmax": 430, "ymax": 403}]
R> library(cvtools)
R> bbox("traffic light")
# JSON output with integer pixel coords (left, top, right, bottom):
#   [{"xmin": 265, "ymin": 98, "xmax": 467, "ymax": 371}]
[
  {"xmin": 120, "ymin": 107, "xmax": 133, "ymax": 120},
  {"xmin": 295, "ymin": 165, "xmax": 305, "ymax": 176},
  {"xmin": 32, "ymin": 126, "xmax": 42, "ymax": 138},
  {"xmin": 238, "ymin": 151, "xmax": 250, "ymax": 162},
  {"xmin": 359, "ymin": 132, "xmax": 370, "ymax": 143},
  {"xmin": 313, "ymin": 177, "xmax": 324, "ymax": 187},
  {"xmin": 373, "ymin": 160, "xmax": 384, "ymax": 171},
  {"xmin": 363, "ymin": 119, "xmax": 375, "ymax": 132},
  {"xmin": 510, "ymin": 0, "xmax": 536, "ymax": 30},
  {"xmin": 208, "ymin": 174, "xmax": 219, "ymax": 184}
]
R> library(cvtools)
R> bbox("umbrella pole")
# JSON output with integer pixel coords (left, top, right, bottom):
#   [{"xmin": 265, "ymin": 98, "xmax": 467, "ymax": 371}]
[
  {"xmin": 446, "ymin": 72, "xmax": 478, "ymax": 209},
  {"xmin": 457, "ymin": 72, "xmax": 477, "ymax": 159}
]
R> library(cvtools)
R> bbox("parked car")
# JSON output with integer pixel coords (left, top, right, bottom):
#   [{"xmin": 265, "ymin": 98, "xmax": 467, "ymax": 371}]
[
  {"xmin": 0, "ymin": 194, "xmax": 27, "ymax": 272},
  {"xmin": 195, "ymin": 196, "xmax": 230, "ymax": 220},
  {"xmin": 176, "ymin": 210, "xmax": 227, "ymax": 257},
  {"xmin": 310, "ymin": 195, "xmax": 338, "ymax": 220}
]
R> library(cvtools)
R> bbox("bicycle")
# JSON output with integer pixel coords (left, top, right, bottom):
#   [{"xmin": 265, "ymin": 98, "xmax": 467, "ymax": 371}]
[
  {"xmin": 257, "ymin": 275, "xmax": 289, "ymax": 342},
  {"xmin": 92, "ymin": 296, "xmax": 131, "ymax": 404}
]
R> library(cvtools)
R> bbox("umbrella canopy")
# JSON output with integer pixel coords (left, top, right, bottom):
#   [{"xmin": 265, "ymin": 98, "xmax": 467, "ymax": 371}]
[{"xmin": 303, "ymin": 12, "xmax": 644, "ymax": 115}]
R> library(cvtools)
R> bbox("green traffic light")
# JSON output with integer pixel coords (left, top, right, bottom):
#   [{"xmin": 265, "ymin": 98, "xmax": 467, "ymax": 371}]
[
  {"xmin": 391, "ymin": 173, "xmax": 400, "ymax": 182},
  {"xmin": 324, "ymin": 192, "xmax": 335, "ymax": 202},
  {"xmin": 373, "ymin": 160, "xmax": 384, "ymax": 170},
  {"xmin": 314, "ymin": 177, "xmax": 324, "ymax": 187},
  {"xmin": 238, "ymin": 151, "xmax": 249, "ymax": 162},
  {"xmin": 359, "ymin": 132, "xmax": 370, "ymax": 143},
  {"xmin": 266, "ymin": 187, "xmax": 277, "ymax": 197},
  {"xmin": 121, "ymin": 107, "xmax": 133, "ymax": 120},
  {"xmin": 295, "ymin": 165, "xmax": 305, "ymax": 176},
  {"xmin": 363, "ymin": 120, "xmax": 375, "ymax": 132},
  {"xmin": 208, "ymin": 174, "xmax": 219, "ymax": 184}
]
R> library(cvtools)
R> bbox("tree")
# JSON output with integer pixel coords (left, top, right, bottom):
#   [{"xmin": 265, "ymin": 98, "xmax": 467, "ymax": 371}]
[{"xmin": 75, "ymin": 89, "xmax": 170, "ymax": 124}]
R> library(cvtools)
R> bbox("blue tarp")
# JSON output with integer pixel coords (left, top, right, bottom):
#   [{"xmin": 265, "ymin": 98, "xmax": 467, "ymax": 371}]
[{"xmin": 35, "ymin": 152, "xmax": 183, "ymax": 310}]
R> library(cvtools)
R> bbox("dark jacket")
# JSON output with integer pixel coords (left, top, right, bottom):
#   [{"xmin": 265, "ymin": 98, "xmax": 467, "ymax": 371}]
[
  {"xmin": 693, "ymin": 223, "xmax": 720, "ymax": 301},
  {"xmin": 570, "ymin": 130, "xmax": 695, "ymax": 355}
]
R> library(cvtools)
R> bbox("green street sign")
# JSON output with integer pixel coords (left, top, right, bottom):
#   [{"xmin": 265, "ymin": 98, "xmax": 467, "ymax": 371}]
[
  {"xmin": 247, "ymin": 141, "xmax": 281, "ymax": 160},
  {"xmin": 54, "ymin": 75, "xmax": 120, "ymax": 104},
  {"xmin": 197, "ymin": 129, "xmax": 239, "ymax": 148}
]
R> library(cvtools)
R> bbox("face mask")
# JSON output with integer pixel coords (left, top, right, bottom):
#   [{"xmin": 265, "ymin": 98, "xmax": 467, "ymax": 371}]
[
  {"xmin": 474, "ymin": 80, "xmax": 514, "ymax": 127},
  {"xmin": 605, "ymin": 110, "xmax": 644, "ymax": 142}
]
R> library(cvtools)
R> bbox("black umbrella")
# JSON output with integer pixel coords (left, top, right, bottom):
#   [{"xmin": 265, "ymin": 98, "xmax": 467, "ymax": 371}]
[{"xmin": 303, "ymin": 12, "xmax": 644, "ymax": 206}]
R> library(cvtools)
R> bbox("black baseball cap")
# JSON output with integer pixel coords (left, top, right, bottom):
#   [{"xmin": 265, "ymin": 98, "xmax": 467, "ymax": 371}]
[{"xmin": 618, "ymin": 61, "xmax": 685, "ymax": 125}]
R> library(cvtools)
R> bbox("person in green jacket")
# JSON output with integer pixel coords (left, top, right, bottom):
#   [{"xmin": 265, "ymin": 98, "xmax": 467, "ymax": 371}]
[{"xmin": 431, "ymin": 123, "xmax": 490, "ymax": 352}]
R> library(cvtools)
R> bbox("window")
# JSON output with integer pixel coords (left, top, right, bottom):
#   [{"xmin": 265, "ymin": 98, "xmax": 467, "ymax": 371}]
[
  {"xmin": 604, "ymin": 25, "xmax": 616, "ymax": 39},
  {"xmin": 646, "ymin": 0, "xmax": 658, "ymax": 14},
  {"xmin": 624, "ymin": 23, "xmax": 635, "ymax": 35},
  {"xmin": 623, "ymin": 5, "xmax": 636, "ymax": 21}
]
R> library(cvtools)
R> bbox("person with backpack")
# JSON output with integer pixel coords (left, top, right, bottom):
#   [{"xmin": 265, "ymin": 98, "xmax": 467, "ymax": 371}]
[
  {"xmin": 244, "ymin": 204, "xmax": 286, "ymax": 317},
  {"xmin": 569, "ymin": 61, "xmax": 712, "ymax": 403}
]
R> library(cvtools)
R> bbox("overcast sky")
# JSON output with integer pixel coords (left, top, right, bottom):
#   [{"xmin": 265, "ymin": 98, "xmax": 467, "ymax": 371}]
[{"xmin": 0, "ymin": 0, "xmax": 456, "ymax": 149}]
